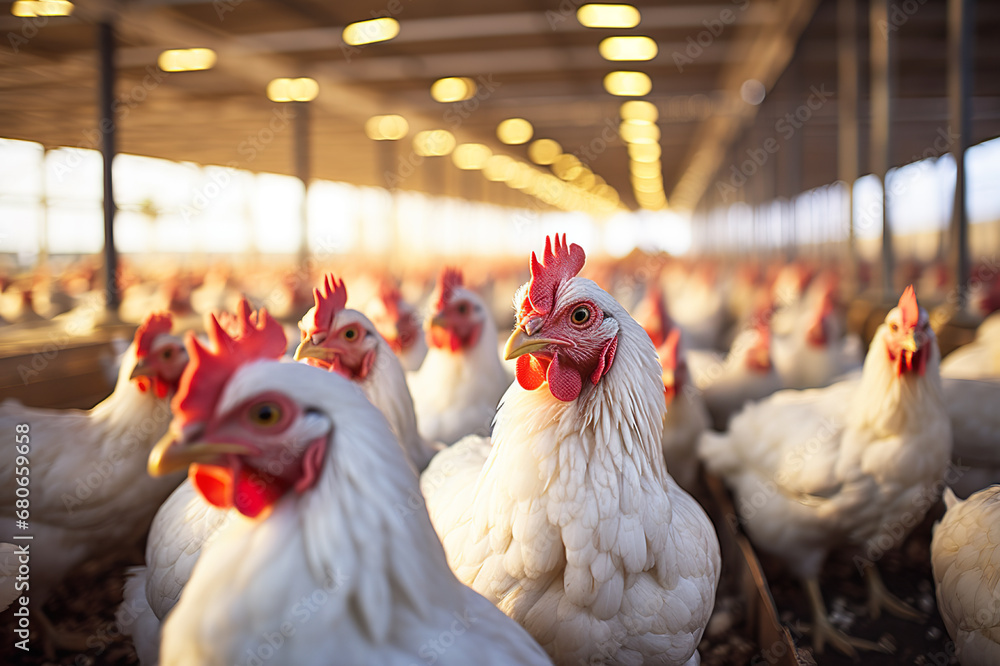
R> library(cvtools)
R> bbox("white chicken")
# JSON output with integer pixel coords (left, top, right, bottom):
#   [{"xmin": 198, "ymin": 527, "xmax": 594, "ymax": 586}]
[
  {"xmin": 119, "ymin": 302, "xmax": 288, "ymax": 665},
  {"xmin": 422, "ymin": 236, "xmax": 720, "ymax": 666},
  {"xmin": 294, "ymin": 274, "xmax": 438, "ymax": 470},
  {"xmin": 120, "ymin": 289, "xmax": 437, "ymax": 662},
  {"xmin": 140, "ymin": 307, "xmax": 552, "ymax": 666},
  {"xmin": 0, "ymin": 313, "xmax": 188, "ymax": 647},
  {"xmin": 366, "ymin": 281, "xmax": 428, "ymax": 372},
  {"xmin": 687, "ymin": 320, "xmax": 783, "ymax": 430},
  {"xmin": 700, "ymin": 285, "xmax": 952, "ymax": 656},
  {"xmin": 771, "ymin": 287, "xmax": 861, "ymax": 390},
  {"xmin": 931, "ymin": 485, "xmax": 1000, "ymax": 666},
  {"xmin": 407, "ymin": 267, "xmax": 509, "ymax": 445}
]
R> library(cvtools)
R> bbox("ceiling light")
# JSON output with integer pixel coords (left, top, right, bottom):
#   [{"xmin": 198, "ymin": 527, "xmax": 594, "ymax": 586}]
[
  {"xmin": 364, "ymin": 114, "xmax": 409, "ymax": 140},
  {"xmin": 603, "ymin": 71, "xmax": 652, "ymax": 97},
  {"xmin": 630, "ymin": 160, "xmax": 661, "ymax": 179},
  {"xmin": 157, "ymin": 48, "xmax": 217, "ymax": 73},
  {"xmin": 452, "ymin": 143, "xmax": 492, "ymax": 170},
  {"xmin": 528, "ymin": 139, "xmax": 562, "ymax": 165},
  {"xmin": 496, "ymin": 118, "xmax": 534, "ymax": 145},
  {"xmin": 599, "ymin": 36, "xmax": 657, "ymax": 62},
  {"xmin": 483, "ymin": 155, "xmax": 517, "ymax": 181},
  {"xmin": 11, "ymin": 0, "xmax": 73, "ymax": 17},
  {"xmin": 342, "ymin": 18, "xmax": 399, "ymax": 46},
  {"xmin": 628, "ymin": 142, "xmax": 661, "ymax": 163},
  {"xmin": 577, "ymin": 4, "xmax": 640, "ymax": 29},
  {"xmin": 413, "ymin": 129, "xmax": 456, "ymax": 156},
  {"xmin": 620, "ymin": 100, "xmax": 658, "ymax": 123},
  {"xmin": 619, "ymin": 121, "xmax": 660, "ymax": 144},
  {"xmin": 266, "ymin": 78, "xmax": 319, "ymax": 102},
  {"xmin": 431, "ymin": 77, "xmax": 477, "ymax": 103}
]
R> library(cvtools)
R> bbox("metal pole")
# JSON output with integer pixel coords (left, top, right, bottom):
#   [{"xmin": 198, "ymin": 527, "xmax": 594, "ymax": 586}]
[
  {"xmin": 948, "ymin": 0, "xmax": 974, "ymax": 308},
  {"xmin": 98, "ymin": 21, "xmax": 119, "ymax": 311},
  {"xmin": 870, "ymin": 0, "xmax": 895, "ymax": 298},
  {"xmin": 294, "ymin": 101, "xmax": 310, "ymax": 265},
  {"xmin": 838, "ymin": 0, "xmax": 859, "ymax": 296}
]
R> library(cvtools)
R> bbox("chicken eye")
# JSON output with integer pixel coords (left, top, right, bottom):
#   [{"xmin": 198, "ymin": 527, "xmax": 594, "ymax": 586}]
[
  {"xmin": 161, "ymin": 347, "xmax": 174, "ymax": 360},
  {"xmin": 571, "ymin": 306, "xmax": 591, "ymax": 326},
  {"xmin": 890, "ymin": 322, "xmax": 899, "ymax": 332},
  {"xmin": 342, "ymin": 327, "xmax": 359, "ymax": 341},
  {"xmin": 457, "ymin": 302, "xmax": 469, "ymax": 315},
  {"xmin": 249, "ymin": 402, "xmax": 282, "ymax": 427}
]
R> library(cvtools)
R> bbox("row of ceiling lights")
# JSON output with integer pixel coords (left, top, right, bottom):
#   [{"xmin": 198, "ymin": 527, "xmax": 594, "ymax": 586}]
[
  {"xmin": 364, "ymin": 115, "xmax": 620, "ymax": 215},
  {"xmin": 576, "ymin": 4, "xmax": 667, "ymax": 211},
  {"xmin": 349, "ymin": 10, "xmax": 626, "ymax": 217},
  {"xmin": 9, "ymin": 2, "xmax": 657, "ymax": 213}
]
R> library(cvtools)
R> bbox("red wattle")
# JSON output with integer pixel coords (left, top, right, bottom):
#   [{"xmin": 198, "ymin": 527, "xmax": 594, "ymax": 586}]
[
  {"xmin": 190, "ymin": 463, "xmax": 234, "ymax": 509},
  {"xmin": 546, "ymin": 353, "xmax": 583, "ymax": 402},
  {"xmin": 189, "ymin": 461, "xmax": 291, "ymax": 519},
  {"xmin": 516, "ymin": 354, "xmax": 549, "ymax": 391}
]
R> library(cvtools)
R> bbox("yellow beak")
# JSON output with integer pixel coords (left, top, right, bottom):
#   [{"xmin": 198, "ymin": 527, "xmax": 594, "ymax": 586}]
[
  {"xmin": 503, "ymin": 328, "xmax": 565, "ymax": 361},
  {"xmin": 147, "ymin": 432, "xmax": 257, "ymax": 477},
  {"xmin": 901, "ymin": 333, "xmax": 918, "ymax": 353},
  {"xmin": 429, "ymin": 313, "xmax": 449, "ymax": 330},
  {"xmin": 294, "ymin": 340, "xmax": 338, "ymax": 362},
  {"xmin": 129, "ymin": 359, "xmax": 154, "ymax": 381}
]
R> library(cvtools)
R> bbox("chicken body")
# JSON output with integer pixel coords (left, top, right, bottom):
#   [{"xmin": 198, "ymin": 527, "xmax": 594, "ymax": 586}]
[
  {"xmin": 932, "ymin": 485, "xmax": 1000, "ymax": 666},
  {"xmin": 153, "ymin": 357, "xmax": 552, "ymax": 666},
  {"xmin": 0, "ymin": 318, "xmax": 187, "ymax": 607},
  {"xmin": 123, "ymin": 289, "xmax": 438, "ymax": 662},
  {"xmin": 423, "ymin": 239, "xmax": 720, "ymax": 666},
  {"xmin": 700, "ymin": 288, "xmax": 951, "ymax": 653},
  {"xmin": 408, "ymin": 271, "xmax": 509, "ymax": 445}
]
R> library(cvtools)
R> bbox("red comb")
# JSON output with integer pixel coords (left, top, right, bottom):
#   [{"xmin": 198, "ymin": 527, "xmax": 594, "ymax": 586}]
[
  {"xmin": 899, "ymin": 284, "xmax": 919, "ymax": 329},
  {"xmin": 434, "ymin": 267, "xmax": 464, "ymax": 311},
  {"xmin": 528, "ymin": 234, "xmax": 586, "ymax": 315},
  {"xmin": 379, "ymin": 282, "xmax": 402, "ymax": 320},
  {"xmin": 660, "ymin": 327, "xmax": 681, "ymax": 371},
  {"xmin": 135, "ymin": 312, "xmax": 173, "ymax": 359},
  {"xmin": 647, "ymin": 285, "xmax": 672, "ymax": 347},
  {"xmin": 172, "ymin": 301, "xmax": 287, "ymax": 427},
  {"xmin": 304, "ymin": 274, "xmax": 348, "ymax": 336}
]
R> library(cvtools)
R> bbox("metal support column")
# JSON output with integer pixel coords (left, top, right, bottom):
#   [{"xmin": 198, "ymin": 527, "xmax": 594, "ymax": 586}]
[
  {"xmin": 838, "ymin": 0, "xmax": 859, "ymax": 295},
  {"xmin": 870, "ymin": 0, "xmax": 895, "ymax": 298},
  {"xmin": 98, "ymin": 22, "xmax": 119, "ymax": 311},
  {"xmin": 948, "ymin": 0, "xmax": 974, "ymax": 307},
  {"xmin": 294, "ymin": 101, "xmax": 310, "ymax": 264}
]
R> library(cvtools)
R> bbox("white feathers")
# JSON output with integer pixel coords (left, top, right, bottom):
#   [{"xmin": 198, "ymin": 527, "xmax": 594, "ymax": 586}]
[
  {"xmin": 699, "ymin": 316, "xmax": 952, "ymax": 582},
  {"xmin": 422, "ymin": 277, "xmax": 720, "ymax": 666},
  {"xmin": 156, "ymin": 361, "xmax": 550, "ymax": 666},
  {"xmin": 932, "ymin": 485, "xmax": 1000, "ymax": 666}
]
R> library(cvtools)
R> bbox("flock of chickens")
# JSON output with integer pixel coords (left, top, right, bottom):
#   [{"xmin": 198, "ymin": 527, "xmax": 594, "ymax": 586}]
[{"xmin": 0, "ymin": 234, "xmax": 998, "ymax": 665}]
